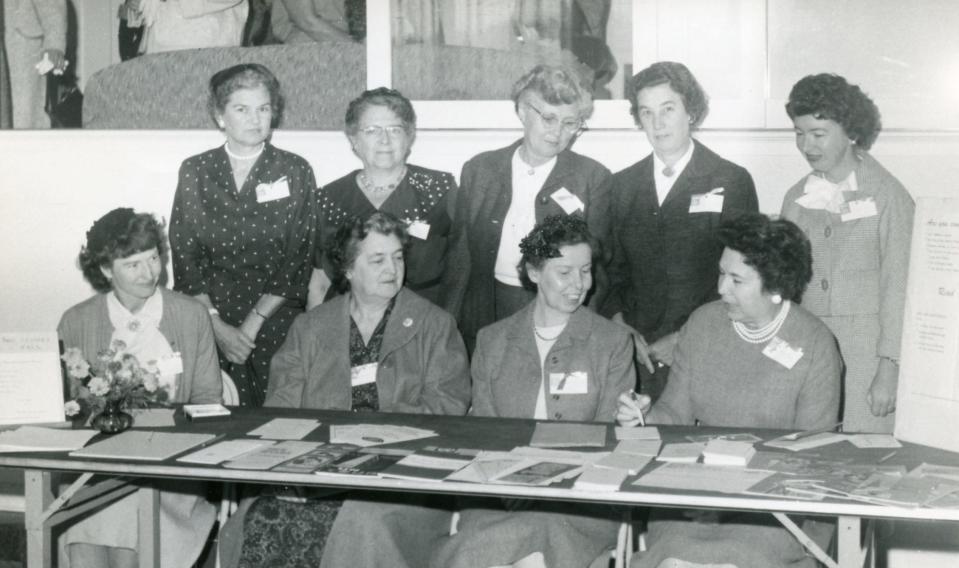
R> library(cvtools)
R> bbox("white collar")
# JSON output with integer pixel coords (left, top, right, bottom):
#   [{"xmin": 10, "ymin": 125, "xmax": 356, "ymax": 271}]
[{"xmin": 653, "ymin": 140, "xmax": 695, "ymax": 178}]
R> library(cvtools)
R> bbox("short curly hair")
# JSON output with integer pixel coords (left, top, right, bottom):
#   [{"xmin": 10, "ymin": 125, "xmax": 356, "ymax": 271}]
[
  {"xmin": 518, "ymin": 215, "xmax": 596, "ymax": 290},
  {"xmin": 208, "ymin": 63, "xmax": 285, "ymax": 129},
  {"xmin": 717, "ymin": 214, "xmax": 813, "ymax": 303},
  {"xmin": 327, "ymin": 212, "xmax": 410, "ymax": 293},
  {"xmin": 511, "ymin": 64, "xmax": 595, "ymax": 120},
  {"xmin": 344, "ymin": 87, "xmax": 416, "ymax": 136},
  {"xmin": 786, "ymin": 73, "xmax": 882, "ymax": 150},
  {"xmin": 78, "ymin": 208, "xmax": 167, "ymax": 293},
  {"xmin": 628, "ymin": 61, "xmax": 709, "ymax": 129}
]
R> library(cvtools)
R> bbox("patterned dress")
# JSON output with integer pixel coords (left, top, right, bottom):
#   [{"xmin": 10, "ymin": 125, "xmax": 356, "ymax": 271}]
[
  {"xmin": 237, "ymin": 301, "xmax": 394, "ymax": 567},
  {"xmin": 316, "ymin": 164, "xmax": 455, "ymax": 308},
  {"xmin": 169, "ymin": 143, "xmax": 317, "ymax": 407}
]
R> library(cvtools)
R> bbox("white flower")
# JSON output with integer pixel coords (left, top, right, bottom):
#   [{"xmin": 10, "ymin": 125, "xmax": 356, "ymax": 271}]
[
  {"xmin": 64, "ymin": 400, "xmax": 81, "ymax": 417},
  {"xmin": 88, "ymin": 377, "xmax": 111, "ymax": 397},
  {"xmin": 142, "ymin": 373, "xmax": 159, "ymax": 393},
  {"xmin": 61, "ymin": 348, "xmax": 90, "ymax": 379}
]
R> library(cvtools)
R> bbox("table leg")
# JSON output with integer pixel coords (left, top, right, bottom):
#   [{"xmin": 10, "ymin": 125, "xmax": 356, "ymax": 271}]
[
  {"xmin": 138, "ymin": 486, "xmax": 160, "ymax": 568},
  {"xmin": 837, "ymin": 515, "xmax": 870, "ymax": 568},
  {"xmin": 24, "ymin": 470, "xmax": 54, "ymax": 568}
]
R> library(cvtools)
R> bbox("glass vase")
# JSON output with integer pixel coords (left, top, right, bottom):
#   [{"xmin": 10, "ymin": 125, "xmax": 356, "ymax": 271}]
[{"xmin": 92, "ymin": 401, "xmax": 134, "ymax": 434}]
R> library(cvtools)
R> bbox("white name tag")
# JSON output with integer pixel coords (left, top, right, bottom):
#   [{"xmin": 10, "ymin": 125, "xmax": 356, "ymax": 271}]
[
  {"xmin": 689, "ymin": 188, "xmax": 724, "ymax": 213},
  {"xmin": 156, "ymin": 352, "xmax": 184, "ymax": 376},
  {"xmin": 407, "ymin": 219, "xmax": 430, "ymax": 240},
  {"xmin": 256, "ymin": 177, "xmax": 291, "ymax": 203},
  {"xmin": 550, "ymin": 188, "xmax": 585, "ymax": 214},
  {"xmin": 841, "ymin": 198, "xmax": 878, "ymax": 222},
  {"xmin": 549, "ymin": 371, "xmax": 588, "ymax": 395},
  {"xmin": 350, "ymin": 362, "xmax": 378, "ymax": 386},
  {"xmin": 762, "ymin": 337, "xmax": 803, "ymax": 370}
]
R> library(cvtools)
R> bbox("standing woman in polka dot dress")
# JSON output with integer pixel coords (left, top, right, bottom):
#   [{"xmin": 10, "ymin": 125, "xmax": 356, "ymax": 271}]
[
  {"xmin": 309, "ymin": 88, "xmax": 456, "ymax": 310},
  {"xmin": 170, "ymin": 63, "xmax": 316, "ymax": 407}
]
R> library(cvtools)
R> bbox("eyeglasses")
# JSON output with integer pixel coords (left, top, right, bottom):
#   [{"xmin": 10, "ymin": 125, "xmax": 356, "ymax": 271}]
[
  {"xmin": 358, "ymin": 125, "xmax": 408, "ymax": 138},
  {"xmin": 524, "ymin": 102, "xmax": 586, "ymax": 135}
]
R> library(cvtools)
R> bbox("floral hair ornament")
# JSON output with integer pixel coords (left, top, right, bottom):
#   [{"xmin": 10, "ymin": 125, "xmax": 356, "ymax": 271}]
[
  {"xmin": 519, "ymin": 214, "xmax": 589, "ymax": 263},
  {"xmin": 85, "ymin": 207, "xmax": 137, "ymax": 256}
]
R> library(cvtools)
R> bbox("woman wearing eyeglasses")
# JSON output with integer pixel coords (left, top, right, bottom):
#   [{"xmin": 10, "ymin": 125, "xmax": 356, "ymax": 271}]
[
  {"xmin": 600, "ymin": 61, "xmax": 759, "ymax": 400},
  {"xmin": 445, "ymin": 64, "xmax": 612, "ymax": 351},
  {"xmin": 310, "ymin": 88, "xmax": 457, "ymax": 310}
]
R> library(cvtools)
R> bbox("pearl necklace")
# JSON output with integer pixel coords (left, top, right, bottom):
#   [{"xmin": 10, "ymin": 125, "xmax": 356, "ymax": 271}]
[
  {"xmin": 732, "ymin": 301, "xmax": 791, "ymax": 344},
  {"xmin": 224, "ymin": 142, "xmax": 265, "ymax": 161},
  {"xmin": 358, "ymin": 167, "xmax": 406, "ymax": 195},
  {"xmin": 533, "ymin": 323, "xmax": 566, "ymax": 342}
]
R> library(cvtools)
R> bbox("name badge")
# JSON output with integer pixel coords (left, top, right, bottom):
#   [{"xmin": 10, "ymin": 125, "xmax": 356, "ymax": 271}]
[
  {"xmin": 689, "ymin": 188, "xmax": 724, "ymax": 213},
  {"xmin": 841, "ymin": 197, "xmax": 878, "ymax": 222},
  {"xmin": 407, "ymin": 219, "xmax": 430, "ymax": 240},
  {"xmin": 350, "ymin": 362, "xmax": 378, "ymax": 386},
  {"xmin": 549, "ymin": 371, "xmax": 588, "ymax": 395},
  {"xmin": 762, "ymin": 337, "xmax": 803, "ymax": 369},
  {"xmin": 156, "ymin": 352, "xmax": 184, "ymax": 376},
  {"xmin": 255, "ymin": 177, "xmax": 290, "ymax": 203},
  {"xmin": 550, "ymin": 188, "xmax": 585, "ymax": 214}
]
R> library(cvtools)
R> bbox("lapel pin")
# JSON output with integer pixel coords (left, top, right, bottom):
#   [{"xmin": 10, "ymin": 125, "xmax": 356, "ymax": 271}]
[{"xmin": 403, "ymin": 318, "xmax": 413, "ymax": 327}]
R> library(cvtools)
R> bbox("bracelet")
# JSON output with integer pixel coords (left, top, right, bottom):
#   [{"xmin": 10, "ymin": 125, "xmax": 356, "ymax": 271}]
[
  {"xmin": 207, "ymin": 307, "xmax": 219, "ymax": 317},
  {"xmin": 252, "ymin": 307, "xmax": 268, "ymax": 320}
]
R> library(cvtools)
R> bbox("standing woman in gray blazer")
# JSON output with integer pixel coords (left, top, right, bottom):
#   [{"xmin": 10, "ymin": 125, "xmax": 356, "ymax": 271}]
[
  {"xmin": 444, "ymin": 64, "xmax": 612, "ymax": 351},
  {"xmin": 781, "ymin": 73, "xmax": 914, "ymax": 434}
]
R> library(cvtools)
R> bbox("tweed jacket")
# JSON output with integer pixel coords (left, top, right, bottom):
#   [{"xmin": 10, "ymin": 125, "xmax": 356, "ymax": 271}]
[
  {"xmin": 443, "ymin": 140, "xmax": 612, "ymax": 340},
  {"xmin": 57, "ymin": 288, "xmax": 222, "ymax": 404},
  {"xmin": 781, "ymin": 151, "xmax": 914, "ymax": 359},
  {"xmin": 3, "ymin": 0, "xmax": 66, "ymax": 50},
  {"xmin": 600, "ymin": 140, "xmax": 758, "ymax": 341},
  {"xmin": 470, "ymin": 302, "xmax": 635, "ymax": 422},
  {"xmin": 265, "ymin": 288, "xmax": 470, "ymax": 415}
]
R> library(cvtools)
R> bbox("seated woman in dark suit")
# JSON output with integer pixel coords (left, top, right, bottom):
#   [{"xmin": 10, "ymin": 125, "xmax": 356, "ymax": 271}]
[
  {"xmin": 618, "ymin": 214, "xmax": 841, "ymax": 568},
  {"xmin": 432, "ymin": 215, "xmax": 635, "ymax": 568},
  {"xmin": 219, "ymin": 211, "xmax": 470, "ymax": 568},
  {"xmin": 59, "ymin": 208, "xmax": 221, "ymax": 568},
  {"xmin": 445, "ymin": 64, "xmax": 613, "ymax": 352},
  {"xmin": 601, "ymin": 61, "xmax": 759, "ymax": 401}
]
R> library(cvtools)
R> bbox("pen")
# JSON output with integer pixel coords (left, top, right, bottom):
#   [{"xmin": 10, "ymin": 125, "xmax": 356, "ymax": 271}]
[
  {"xmin": 878, "ymin": 451, "xmax": 897, "ymax": 463},
  {"xmin": 629, "ymin": 391, "xmax": 646, "ymax": 427}
]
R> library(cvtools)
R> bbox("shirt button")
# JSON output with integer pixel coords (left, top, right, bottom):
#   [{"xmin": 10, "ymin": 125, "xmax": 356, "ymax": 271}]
[
  {"xmin": 554, "ymin": 412, "xmax": 562, "ymax": 419},
  {"xmin": 821, "ymin": 279, "xmax": 829, "ymax": 291},
  {"xmin": 824, "ymin": 226, "xmax": 832, "ymax": 238},
  {"xmin": 551, "ymin": 357, "xmax": 559, "ymax": 364},
  {"xmin": 539, "ymin": 196, "xmax": 548, "ymax": 205},
  {"xmin": 552, "ymin": 395, "xmax": 560, "ymax": 400}
]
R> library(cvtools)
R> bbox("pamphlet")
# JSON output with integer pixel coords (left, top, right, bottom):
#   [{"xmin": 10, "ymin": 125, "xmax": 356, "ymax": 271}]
[
  {"xmin": 70, "ymin": 431, "xmax": 218, "ymax": 461},
  {"xmin": 0, "ymin": 332, "xmax": 64, "ymax": 425}
]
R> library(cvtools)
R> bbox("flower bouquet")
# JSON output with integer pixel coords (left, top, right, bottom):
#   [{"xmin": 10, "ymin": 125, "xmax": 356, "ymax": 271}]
[{"xmin": 62, "ymin": 340, "xmax": 171, "ymax": 433}]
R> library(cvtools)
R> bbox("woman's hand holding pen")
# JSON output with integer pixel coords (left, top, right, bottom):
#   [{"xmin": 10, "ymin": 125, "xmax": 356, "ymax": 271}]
[{"xmin": 616, "ymin": 390, "xmax": 652, "ymax": 427}]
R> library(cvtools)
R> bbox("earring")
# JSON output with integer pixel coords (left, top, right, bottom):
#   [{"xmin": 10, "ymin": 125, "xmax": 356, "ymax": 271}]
[{"xmin": 771, "ymin": 293, "xmax": 783, "ymax": 305}]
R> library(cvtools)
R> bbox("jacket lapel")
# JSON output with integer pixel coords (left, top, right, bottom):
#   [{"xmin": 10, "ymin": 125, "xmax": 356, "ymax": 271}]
[
  {"xmin": 376, "ymin": 290, "xmax": 418, "ymax": 407},
  {"xmin": 472, "ymin": 141, "xmax": 521, "ymax": 226},
  {"xmin": 660, "ymin": 140, "xmax": 711, "ymax": 211}
]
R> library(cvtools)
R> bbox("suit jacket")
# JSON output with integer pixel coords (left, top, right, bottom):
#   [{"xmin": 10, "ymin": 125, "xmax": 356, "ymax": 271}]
[
  {"xmin": 3, "ymin": 0, "xmax": 66, "ymax": 50},
  {"xmin": 600, "ymin": 140, "xmax": 758, "ymax": 341},
  {"xmin": 470, "ymin": 302, "xmax": 635, "ymax": 422},
  {"xmin": 265, "ymin": 287, "xmax": 470, "ymax": 415},
  {"xmin": 444, "ymin": 140, "xmax": 612, "ymax": 341},
  {"xmin": 57, "ymin": 288, "xmax": 223, "ymax": 404}
]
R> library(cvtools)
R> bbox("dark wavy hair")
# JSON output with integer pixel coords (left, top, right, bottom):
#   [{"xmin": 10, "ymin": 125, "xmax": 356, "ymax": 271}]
[
  {"xmin": 78, "ymin": 208, "xmax": 167, "ymax": 293},
  {"xmin": 511, "ymin": 64, "xmax": 595, "ymax": 120},
  {"xmin": 327, "ymin": 212, "xmax": 410, "ymax": 293},
  {"xmin": 344, "ymin": 87, "xmax": 417, "ymax": 136},
  {"xmin": 628, "ymin": 61, "xmax": 709, "ymax": 129},
  {"xmin": 518, "ymin": 215, "xmax": 596, "ymax": 290},
  {"xmin": 717, "ymin": 214, "xmax": 813, "ymax": 302},
  {"xmin": 785, "ymin": 73, "xmax": 882, "ymax": 150},
  {"xmin": 208, "ymin": 63, "xmax": 284, "ymax": 129}
]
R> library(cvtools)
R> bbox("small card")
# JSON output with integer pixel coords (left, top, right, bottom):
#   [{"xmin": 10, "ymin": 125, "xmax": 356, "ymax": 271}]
[
  {"xmin": 848, "ymin": 434, "xmax": 902, "ymax": 449},
  {"xmin": 689, "ymin": 188, "xmax": 724, "ymax": 213},
  {"xmin": 530, "ymin": 422, "xmax": 606, "ymax": 448},
  {"xmin": 656, "ymin": 442, "xmax": 705, "ymax": 463},
  {"xmin": 594, "ymin": 452, "xmax": 653, "ymax": 474},
  {"xmin": 574, "ymin": 465, "xmax": 629, "ymax": 492},
  {"xmin": 350, "ymin": 363, "xmax": 377, "ymax": 386},
  {"xmin": 550, "ymin": 188, "xmax": 585, "ymax": 214},
  {"xmin": 615, "ymin": 426, "xmax": 660, "ymax": 441},
  {"xmin": 255, "ymin": 177, "xmax": 290, "ymax": 203},
  {"xmin": 248, "ymin": 418, "xmax": 321, "ymax": 440},
  {"xmin": 407, "ymin": 219, "xmax": 430, "ymax": 240},
  {"xmin": 549, "ymin": 371, "xmax": 588, "ymax": 395},
  {"xmin": 156, "ymin": 353, "xmax": 183, "ymax": 376},
  {"xmin": 615, "ymin": 439, "xmax": 662, "ymax": 457},
  {"xmin": 762, "ymin": 336, "xmax": 803, "ymax": 369},
  {"xmin": 841, "ymin": 197, "xmax": 878, "ymax": 222},
  {"xmin": 131, "ymin": 408, "xmax": 176, "ymax": 427}
]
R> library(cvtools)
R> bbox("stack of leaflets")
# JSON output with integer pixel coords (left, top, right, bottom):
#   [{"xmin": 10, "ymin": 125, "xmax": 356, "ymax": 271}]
[
  {"xmin": 574, "ymin": 465, "xmax": 629, "ymax": 492},
  {"xmin": 378, "ymin": 447, "xmax": 478, "ymax": 481},
  {"xmin": 656, "ymin": 442, "xmax": 705, "ymax": 463},
  {"xmin": 701, "ymin": 439, "xmax": 756, "ymax": 467}
]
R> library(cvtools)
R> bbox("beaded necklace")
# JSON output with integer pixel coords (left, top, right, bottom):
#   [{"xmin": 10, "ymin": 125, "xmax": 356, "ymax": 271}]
[{"xmin": 732, "ymin": 301, "xmax": 791, "ymax": 344}]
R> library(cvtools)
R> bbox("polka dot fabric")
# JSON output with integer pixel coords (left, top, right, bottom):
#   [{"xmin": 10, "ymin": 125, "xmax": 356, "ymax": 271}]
[
  {"xmin": 169, "ymin": 143, "xmax": 318, "ymax": 406},
  {"xmin": 315, "ymin": 164, "xmax": 456, "ymax": 308}
]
